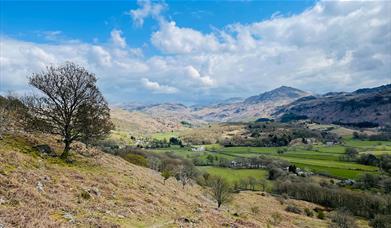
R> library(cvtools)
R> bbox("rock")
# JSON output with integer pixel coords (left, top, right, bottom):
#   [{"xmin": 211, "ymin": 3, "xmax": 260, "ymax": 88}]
[
  {"xmin": 0, "ymin": 197, "xmax": 6, "ymax": 205},
  {"xmin": 65, "ymin": 158, "xmax": 75, "ymax": 164},
  {"xmin": 87, "ymin": 187, "xmax": 100, "ymax": 197},
  {"xmin": 33, "ymin": 144, "xmax": 57, "ymax": 157},
  {"xmin": 194, "ymin": 208, "xmax": 202, "ymax": 213},
  {"xmin": 63, "ymin": 212, "xmax": 75, "ymax": 223},
  {"xmin": 36, "ymin": 181, "xmax": 44, "ymax": 192}
]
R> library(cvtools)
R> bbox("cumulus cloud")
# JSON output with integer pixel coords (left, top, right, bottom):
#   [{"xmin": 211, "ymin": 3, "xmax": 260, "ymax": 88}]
[
  {"xmin": 151, "ymin": 21, "xmax": 220, "ymax": 54},
  {"xmin": 110, "ymin": 29, "xmax": 127, "ymax": 48},
  {"xmin": 128, "ymin": 0, "xmax": 166, "ymax": 27},
  {"xmin": 148, "ymin": 0, "xmax": 390, "ymax": 93},
  {"xmin": 1, "ymin": 0, "xmax": 390, "ymax": 104},
  {"xmin": 185, "ymin": 65, "xmax": 215, "ymax": 86},
  {"xmin": 141, "ymin": 78, "xmax": 178, "ymax": 94}
]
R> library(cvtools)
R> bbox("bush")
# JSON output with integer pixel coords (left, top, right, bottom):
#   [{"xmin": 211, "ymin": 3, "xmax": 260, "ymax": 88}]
[
  {"xmin": 369, "ymin": 214, "xmax": 391, "ymax": 228},
  {"xmin": 317, "ymin": 210, "xmax": 325, "ymax": 220},
  {"xmin": 304, "ymin": 208, "xmax": 314, "ymax": 217},
  {"xmin": 274, "ymin": 180, "xmax": 391, "ymax": 218},
  {"xmin": 250, "ymin": 206, "xmax": 260, "ymax": 214},
  {"xmin": 268, "ymin": 168, "xmax": 285, "ymax": 180},
  {"xmin": 269, "ymin": 213, "xmax": 282, "ymax": 226},
  {"xmin": 80, "ymin": 190, "xmax": 91, "ymax": 200},
  {"xmin": 285, "ymin": 205, "xmax": 302, "ymax": 214},
  {"xmin": 124, "ymin": 154, "xmax": 148, "ymax": 167},
  {"xmin": 329, "ymin": 210, "xmax": 358, "ymax": 228}
]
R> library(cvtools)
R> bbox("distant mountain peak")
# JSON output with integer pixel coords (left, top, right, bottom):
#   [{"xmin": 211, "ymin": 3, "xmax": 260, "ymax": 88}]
[{"xmin": 244, "ymin": 86, "xmax": 309, "ymax": 104}]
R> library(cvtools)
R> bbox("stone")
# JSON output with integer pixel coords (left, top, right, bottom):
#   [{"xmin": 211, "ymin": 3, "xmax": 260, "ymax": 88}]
[
  {"xmin": 33, "ymin": 144, "xmax": 57, "ymax": 157},
  {"xmin": 87, "ymin": 187, "xmax": 100, "ymax": 197},
  {"xmin": 63, "ymin": 212, "xmax": 75, "ymax": 223},
  {"xmin": 36, "ymin": 181, "xmax": 44, "ymax": 192}
]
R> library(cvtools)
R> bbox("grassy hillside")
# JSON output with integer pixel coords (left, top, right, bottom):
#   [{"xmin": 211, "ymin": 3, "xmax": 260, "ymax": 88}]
[{"xmin": 0, "ymin": 133, "xmax": 333, "ymax": 227}]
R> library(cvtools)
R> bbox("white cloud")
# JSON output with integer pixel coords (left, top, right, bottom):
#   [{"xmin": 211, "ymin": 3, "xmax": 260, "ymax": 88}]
[
  {"xmin": 128, "ymin": 0, "xmax": 166, "ymax": 27},
  {"xmin": 141, "ymin": 78, "xmax": 178, "ymax": 94},
  {"xmin": 110, "ymin": 29, "xmax": 127, "ymax": 48},
  {"xmin": 1, "ymin": 0, "xmax": 390, "ymax": 103},
  {"xmin": 185, "ymin": 65, "xmax": 215, "ymax": 86},
  {"xmin": 151, "ymin": 21, "xmax": 220, "ymax": 54}
]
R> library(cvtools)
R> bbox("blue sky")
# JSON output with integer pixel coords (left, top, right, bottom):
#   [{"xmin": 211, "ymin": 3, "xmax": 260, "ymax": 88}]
[
  {"xmin": 1, "ymin": 0, "xmax": 390, "ymax": 104},
  {"xmin": 2, "ymin": 0, "xmax": 316, "ymax": 56}
]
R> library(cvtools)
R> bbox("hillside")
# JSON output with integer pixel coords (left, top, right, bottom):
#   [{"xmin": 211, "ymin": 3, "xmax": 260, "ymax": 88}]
[
  {"xmin": 0, "ymin": 133, "xmax": 334, "ymax": 227},
  {"xmin": 274, "ymin": 84, "xmax": 391, "ymax": 126},
  {"xmin": 193, "ymin": 86, "xmax": 310, "ymax": 122},
  {"xmin": 116, "ymin": 86, "xmax": 311, "ymax": 130},
  {"xmin": 110, "ymin": 108, "xmax": 187, "ymax": 135}
]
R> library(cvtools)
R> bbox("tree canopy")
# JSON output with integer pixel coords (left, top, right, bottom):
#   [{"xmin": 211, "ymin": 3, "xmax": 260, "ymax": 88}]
[{"xmin": 26, "ymin": 62, "xmax": 113, "ymax": 159}]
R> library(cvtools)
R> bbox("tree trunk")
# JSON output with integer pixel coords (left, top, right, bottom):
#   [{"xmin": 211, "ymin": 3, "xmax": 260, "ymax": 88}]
[{"xmin": 61, "ymin": 140, "xmax": 71, "ymax": 159}]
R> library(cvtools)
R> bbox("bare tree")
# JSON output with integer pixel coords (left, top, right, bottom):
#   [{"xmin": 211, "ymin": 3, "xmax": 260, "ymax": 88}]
[
  {"xmin": 209, "ymin": 176, "xmax": 232, "ymax": 208},
  {"xmin": 175, "ymin": 164, "xmax": 198, "ymax": 189},
  {"xmin": 0, "ymin": 95, "xmax": 29, "ymax": 137},
  {"xmin": 26, "ymin": 62, "xmax": 113, "ymax": 159}
]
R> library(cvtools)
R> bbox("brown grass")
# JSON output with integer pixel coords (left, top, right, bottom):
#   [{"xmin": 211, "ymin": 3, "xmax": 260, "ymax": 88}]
[{"xmin": 0, "ymin": 132, "xmax": 332, "ymax": 227}]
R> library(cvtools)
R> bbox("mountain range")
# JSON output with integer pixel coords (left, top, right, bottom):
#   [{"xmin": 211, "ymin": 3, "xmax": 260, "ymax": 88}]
[
  {"xmin": 275, "ymin": 84, "xmax": 391, "ymax": 127},
  {"xmin": 112, "ymin": 84, "xmax": 391, "ymax": 134}
]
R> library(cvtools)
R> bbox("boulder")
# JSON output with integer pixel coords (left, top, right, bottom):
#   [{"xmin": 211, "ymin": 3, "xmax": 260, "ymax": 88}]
[{"xmin": 33, "ymin": 144, "xmax": 57, "ymax": 157}]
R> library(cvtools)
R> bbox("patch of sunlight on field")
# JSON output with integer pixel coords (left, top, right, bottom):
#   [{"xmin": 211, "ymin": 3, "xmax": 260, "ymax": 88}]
[{"xmin": 197, "ymin": 166, "xmax": 268, "ymax": 182}]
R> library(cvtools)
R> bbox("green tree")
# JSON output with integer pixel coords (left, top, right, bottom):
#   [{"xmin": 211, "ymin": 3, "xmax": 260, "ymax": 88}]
[
  {"xmin": 206, "ymin": 154, "xmax": 214, "ymax": 165},
  {"xmin": 161, "ymin": 169, "xmax": 171, "ymax": 185}
]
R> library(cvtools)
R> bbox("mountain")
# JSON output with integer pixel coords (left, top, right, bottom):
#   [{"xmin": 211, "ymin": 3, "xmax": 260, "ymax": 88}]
[
  {"xmin": 192, "ymin": 86, "xmax": 310, "ymax": 122},
  {"xmin": 274, "ymin": 84, "xmax": 391, "ymax": 126},
  {"xmin": 244, "ymin": 86, "xmax": 309, "ymax": 104},
  {"xmin": 0, "ymin": 133, "xmax": 327, "ymax": 227},
  {"xmin": 114, "ymin": 86, "xmax": 311, "ymax": 132}
]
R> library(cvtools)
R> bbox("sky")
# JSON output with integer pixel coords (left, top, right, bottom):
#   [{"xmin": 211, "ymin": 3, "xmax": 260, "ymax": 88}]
[{"xmin": 1, "ymin": 0, "xmax": 390, "ymax": 105}]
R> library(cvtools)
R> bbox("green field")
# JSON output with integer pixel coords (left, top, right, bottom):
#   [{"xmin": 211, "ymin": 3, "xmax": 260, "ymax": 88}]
[
  {"xmin": 150, "ymin": 131, "xmax": 180, "ymax": 140},
  {"xmin": 197, "ymin": 166, "xmax": 268, "ymax": 183},
  {"xmin": 149, "ymin": 138, "xmax": 391, "ymax": 180}
]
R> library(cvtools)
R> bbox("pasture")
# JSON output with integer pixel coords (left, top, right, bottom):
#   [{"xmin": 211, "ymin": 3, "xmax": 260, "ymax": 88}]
[{"xmin": 149, "ymin": 138, "xmax": 391, "ymax": 180}]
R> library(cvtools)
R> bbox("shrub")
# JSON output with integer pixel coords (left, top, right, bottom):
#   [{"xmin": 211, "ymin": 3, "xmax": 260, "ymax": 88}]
[
  {"xmin": 317, "ymin": 210, "xmax": 325, "ymax": 220},
  {"xmin": 345, "ymin": 147, "xmax": 358, "ymax": 158},
  {"xmin": 304, "ymin": 208, "xmax": 314, "ymax": 217},
  {"xmin": 268, "ymin": 167, "xmax": 285, "ymax": 180},
  {"xmin": 329, "ymin": 210, "xmax": 358, "ymax": 228},
  {"xmin": 285, "ymin": 205, "xmax": 302, "ymax": 214},
  {"xmin": 124, "ymin": 154, "xmax": 148, "ymax": 167},
  {"xmin": 161, "ymin": 169, "xmax": 171, "ymax": 185},
  {"xmin": 250, "ymin": 206, "xmax": 260, "ymax": 214},
  {"xmin": 269, "ymin": 213, "xmax": 282, "ymax": 226},
  {"xmin": 80, "ymin": 190, "xmax": 91, "ymax": 200},
  {"xmin": 369, "ymin": 214, "xmax": 391, "ymax": 228},
  {"xmin": 274, "ymin": 180, "xmax": 391, "ymax": 218}
]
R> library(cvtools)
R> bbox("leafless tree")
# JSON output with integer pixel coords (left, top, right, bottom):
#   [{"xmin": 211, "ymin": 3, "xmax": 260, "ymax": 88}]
[
  {"xmin": 26, "ymin": 62, "xmax": 113, "ymax": 159},
  {"xmin": 175, "ymin": 164, "xmax": 198, "ymax": 189},
  {"xmin": 209, "ymin": 176, "xmax": 232, "ymax": 208}
]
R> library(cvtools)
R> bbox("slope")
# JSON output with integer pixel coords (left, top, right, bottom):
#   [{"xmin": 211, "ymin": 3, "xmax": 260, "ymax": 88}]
[
  {"xmin": 275, "ymin": 84, "xmax": 391, "ymax": 126},
  {"xmin": 0, "ymin": 133, "xmax": 329, "ymax": 227}
]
